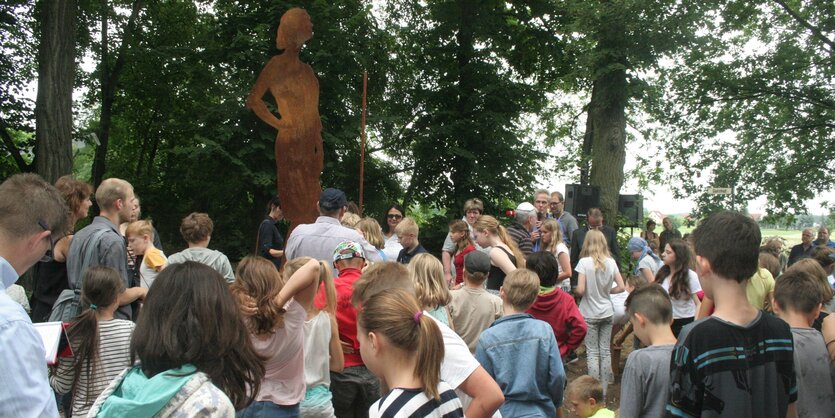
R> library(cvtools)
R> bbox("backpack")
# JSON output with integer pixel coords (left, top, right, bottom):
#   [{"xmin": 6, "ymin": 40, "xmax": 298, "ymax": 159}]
[{"xmin": 48, "ymin": 229, "xmax": 109, "ymax": 322}]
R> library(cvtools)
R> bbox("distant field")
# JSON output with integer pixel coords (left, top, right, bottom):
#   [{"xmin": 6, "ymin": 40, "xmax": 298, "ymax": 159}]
[{"xmin": 634, "ymin": 227, "xmax": 804, "ymax": 247}]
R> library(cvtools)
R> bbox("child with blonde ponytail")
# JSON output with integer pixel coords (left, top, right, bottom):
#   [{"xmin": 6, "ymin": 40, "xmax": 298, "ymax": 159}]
[
  {"xmin": 358, "ymin": 288, "xmax": 464, "ymax": 417},
  {"xmin": 473, "ymin": 215, "xmax": 525, "ymax": 292},
  {"xmin": 232, "ymin": 256, "xmax": 325, "ymax": 417},
  {"xmin": 296, "ymin": 256, "xmax": 345, "ymax": 417}
]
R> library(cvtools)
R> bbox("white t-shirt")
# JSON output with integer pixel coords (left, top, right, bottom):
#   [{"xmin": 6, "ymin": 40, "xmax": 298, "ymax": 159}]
[
  {"xmin": 661, "ymin": 270, "xmax": 701, "ymax": 319},
  {"xmin": 638, "ymin": 256, "xmax": 661, "ymax": 279},
  {"xmin": 382, "ymin": 234, "xmax": 403, "ymax": 261},
  {"xmin": 551, "ymin": 242, "xmax": 570, "ymax": 289},
  {"xmin": 576, "ymin": 257, "xmax": 619, "ymax": 319}
]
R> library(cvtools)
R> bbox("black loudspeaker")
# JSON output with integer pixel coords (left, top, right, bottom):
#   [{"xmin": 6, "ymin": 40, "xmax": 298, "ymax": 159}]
[
  {"xmin": 564, "ymin": 184, "xmax": 600, "ymax": 218},
  {"xmin": 618, "ymin": 194, "xmax": 643, "ymax": 226}
]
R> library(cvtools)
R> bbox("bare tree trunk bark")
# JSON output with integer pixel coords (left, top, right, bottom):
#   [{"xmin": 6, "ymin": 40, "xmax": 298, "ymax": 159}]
[
  {"xmin": 585, "ymin": 17, "xmax": 628, "ymax": 227},
  {"xmin": 34, "ymin": 0, "xmax": 76, "ymax": 183},
  {"xmin": 587, "ymin": 69, "xmax": 627, "ymax": 226}
]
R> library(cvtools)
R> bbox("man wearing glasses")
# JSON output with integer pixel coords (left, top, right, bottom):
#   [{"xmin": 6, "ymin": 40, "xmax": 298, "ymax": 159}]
[
  {"xmin": 0, "ymin": 174, "xmax": 70, "ymax": 417},
  {"xmin": 549, "ymin": 191, "xmax": 579, "ymax": 246}
]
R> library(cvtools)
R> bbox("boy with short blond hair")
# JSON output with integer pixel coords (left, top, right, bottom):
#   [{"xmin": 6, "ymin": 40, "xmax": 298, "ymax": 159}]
[
  {"xmin": 566, "ymin": 375, "xmax": 613, "ymax": 418},
  {"xmin": 772, "ymin": 270, "xmax": 835, "ymax": 416},
  {"xmin": 476, "ymin": 269, "xmax": 565, "ymax": 417},
  {"xmin": 395, "ymin": 217, "xmax": 426, "ymax": 264},
  {"xmin": 618, "ymin": 284, "xmax": 677, "ymax": 418},
  {"xmin": 125, "ymin": 220, "xmax": 167, "ymax": 289}
]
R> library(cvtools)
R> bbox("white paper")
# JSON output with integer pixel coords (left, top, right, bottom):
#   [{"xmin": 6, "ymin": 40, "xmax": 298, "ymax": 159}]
[{"xmin": 33, "ymin": 321, "xmax": 64, "ymax": 365}]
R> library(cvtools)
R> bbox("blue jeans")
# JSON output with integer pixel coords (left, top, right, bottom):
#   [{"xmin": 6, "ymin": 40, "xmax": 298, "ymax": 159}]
[{"xmin": 236, "ymin": 401, "xmax": 299, "ymax": 418}]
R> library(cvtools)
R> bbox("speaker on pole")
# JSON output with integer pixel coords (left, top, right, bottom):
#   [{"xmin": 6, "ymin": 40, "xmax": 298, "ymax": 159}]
[{"xmin": 564, "ymin": 184, "xmax": 600, "ymax": 218}]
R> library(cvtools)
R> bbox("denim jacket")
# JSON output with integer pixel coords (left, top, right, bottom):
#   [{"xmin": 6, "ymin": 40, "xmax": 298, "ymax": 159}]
[{"xmin": 475, "ymin": 313, "xmax": 566, "ymax": 417}]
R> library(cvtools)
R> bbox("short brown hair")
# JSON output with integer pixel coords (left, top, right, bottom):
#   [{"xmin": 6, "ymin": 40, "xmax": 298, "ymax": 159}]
[
  {"xmin": 95, "ymin": 178, "xmax": 132, "ymax": 211},
  {"xmin": 566, "ymin": 375, "xmax": 603, "ymax": 403},
  {"xmin": 625, "ymin": 284, "xmax": 672, "ymax": 325},
  {"xmin": 180, "ymin": 212, "xmax": 213, "ymax": 243},
  {"xmin": 0, "ymin": 173, "xmax": 69, "ymax": 240},
  {"xmin": 351, "ymin": 262, "xmax": 412, "ymax": 307},
  {"xmin": 502, "ymin": 269, "xmax": 539, "ymax": 311},
  {"xmin": 692, "ymin": 211, "xmax": 760, "ymax": 283},
  {"xmin": 774, "ymin": 270, "xmax": 822, "ymax": 315},
  {"xmin": 463, "ymin": 198, "xmax": 483, "ymax": 214},
  {"xmin": 786, "ymin": 258, "xmax": 835, "ymax": 304}
]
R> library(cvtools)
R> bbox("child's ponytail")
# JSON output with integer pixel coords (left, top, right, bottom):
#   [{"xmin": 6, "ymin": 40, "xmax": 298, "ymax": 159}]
[
  {"xmin": 67, "ymin": 266, "xmax": 124, "ymax": 408},
  {"xmin": 318, "ymin": 260, "xmax": 337, "ymax": 315},
  {"xmin": 414, "ymin": 311, "xmax": 444, "ymax": 400},
  {"xmin": 358, "ymin": 288, "xmax": 446, "ymax": 400}
]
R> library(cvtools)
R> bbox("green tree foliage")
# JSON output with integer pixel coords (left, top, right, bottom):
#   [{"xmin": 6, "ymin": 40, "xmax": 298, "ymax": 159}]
[
  {"xmin": 647, "ymin": 0, "xmax": 834, "ymax": 218},
  {"xmin": 86, "ymin": 0, "xmax": 400, "ymax": 259},
  {"xmin": 0, "ymin": 1, "xmax": 36, "ymax": 176},
  {"xmin": 379, "ymin": 0, "xmax": 567, "ymax": 217}
]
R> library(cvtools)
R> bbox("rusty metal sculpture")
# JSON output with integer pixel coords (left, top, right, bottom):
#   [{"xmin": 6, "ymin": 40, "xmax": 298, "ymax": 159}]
[{"xmin": 247, "ymin": 8, "xmax": 323, "ymax": 230}]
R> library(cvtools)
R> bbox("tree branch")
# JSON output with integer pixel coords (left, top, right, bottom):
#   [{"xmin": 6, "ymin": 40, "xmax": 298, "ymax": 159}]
[
  {"xmin": 0, "ymin": 116, "xmax": 32, "ymax": 172},
  {"xmin": 772, "ymin": 0, "xmax": 835, "ymax": 52}
]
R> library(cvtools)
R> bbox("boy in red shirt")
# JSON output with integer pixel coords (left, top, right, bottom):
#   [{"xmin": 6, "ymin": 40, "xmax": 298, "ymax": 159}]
[
  {"xmin": 526, "ymin": 251, "xmax": 587, "ymax": 361},
  {"xmin": 314, "ymin": 241, "xmax": 378, "ymax": 417}
]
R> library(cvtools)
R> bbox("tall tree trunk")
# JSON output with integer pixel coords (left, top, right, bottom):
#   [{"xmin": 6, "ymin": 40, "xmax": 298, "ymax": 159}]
[
  {"xmin": 586, "ymin": 68, "xmax": 627, "ymax": 226},
  {"xmin": 34, "ymin": 0, "xmax": 76, "ymax": 183},
  {"xmin": 585, "ymin": 17, "xmax": 628, "ymax": 227},
  {"xmin": 91, "ymin": 0, "xmax": 143, "ymax": 188}
]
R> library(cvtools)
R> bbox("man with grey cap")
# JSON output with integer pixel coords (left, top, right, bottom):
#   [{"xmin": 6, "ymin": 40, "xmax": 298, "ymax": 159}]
[
  {"xmin": 285, "ymin": 188, "xmax": 381, "ymax": 274},
  {"xmin": 448, "ymin": 251, "xmax": 503, "ymax": 352},
  {"xmin": 507, "ymin": 202, "xmax": 537, "ymax": 256}
]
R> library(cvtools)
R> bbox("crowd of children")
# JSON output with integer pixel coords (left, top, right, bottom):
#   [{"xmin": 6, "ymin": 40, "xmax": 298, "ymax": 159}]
[{"xmin": 4, "ymin": 171, "xmax": 835, "ymax": 418}]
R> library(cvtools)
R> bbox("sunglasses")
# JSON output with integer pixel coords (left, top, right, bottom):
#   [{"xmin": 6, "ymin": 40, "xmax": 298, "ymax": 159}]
[
  {"xmin": 386, "ymin": 214, "xmax": 403, "ymax": 220},
  {"xmin": 37, "ymin": 219, "xmax": 57, "ymax": 263}
]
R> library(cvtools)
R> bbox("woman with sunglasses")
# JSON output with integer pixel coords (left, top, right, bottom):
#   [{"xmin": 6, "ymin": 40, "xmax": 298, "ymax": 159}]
[
  {"xmin": 30, "ymin": 176, "xmax": 93, "ymax": 323},
  {"xmin": 381, "ymin": 204, "xmax": 405, "ymax": 261}
]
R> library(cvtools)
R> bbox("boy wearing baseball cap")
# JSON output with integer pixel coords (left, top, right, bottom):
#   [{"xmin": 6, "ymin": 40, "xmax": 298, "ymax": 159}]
[
  {"xmin": 448, "ymin": 251, "xmax": 503, "ymax": 352},
  {"xmin": 313, "ymin": 241, "xmax": 379, "ymax": 416}
]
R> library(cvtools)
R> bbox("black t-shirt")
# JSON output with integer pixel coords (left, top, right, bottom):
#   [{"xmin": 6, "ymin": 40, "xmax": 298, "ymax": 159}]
[{"xmin": 257, "ymin": 217, "xmax": 284, "ymax": 270}]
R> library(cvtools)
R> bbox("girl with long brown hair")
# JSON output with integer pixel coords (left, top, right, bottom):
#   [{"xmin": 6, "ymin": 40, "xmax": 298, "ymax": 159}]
[
  {"xmin": 232, "ymin": 256, "xmax": 331, "ymax": 417},
  {"xmin": 88, "ymin": 262, "xmax": 265, "ymax": 416},
  {"xmin": 50, "ymin": 266, "xmax": 134, "ymax": 417},
  {"xmin": 358, "ymin": 288, "xmax": 464, "ymax": 417},
  {"xmin": 656, "ymin": 240, "xmax": 702, "ymax": 337}
]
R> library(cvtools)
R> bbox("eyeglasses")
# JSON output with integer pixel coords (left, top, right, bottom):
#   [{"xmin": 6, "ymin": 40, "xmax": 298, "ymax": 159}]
[
  {"xmin": 549, "ymin": 201, "xmax": 563, "ymax": 206},
  {"xmin": 37, "ymin": 219, "xmax": 57, "ymax": 263},
  {"xmin": 386, "ymin": 214, "xmax": 403, "ymax": 220}
]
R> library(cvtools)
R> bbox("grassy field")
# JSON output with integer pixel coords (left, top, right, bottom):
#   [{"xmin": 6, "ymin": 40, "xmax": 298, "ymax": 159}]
[{"xmin": 676, "ymin": 227, "xmax": 804, "ymax": 247}]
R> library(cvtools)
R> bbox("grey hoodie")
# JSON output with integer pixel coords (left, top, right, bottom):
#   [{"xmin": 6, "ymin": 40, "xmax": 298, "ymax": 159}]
[{"xmin": 166, "ymin": 248, "xmax": 235, "ymax": 283}]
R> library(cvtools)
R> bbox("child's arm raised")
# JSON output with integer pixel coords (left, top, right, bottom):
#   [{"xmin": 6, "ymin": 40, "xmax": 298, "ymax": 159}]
[{"xmin": 274, "ymin": 258, "xmax": 321, "ymax": 308}]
